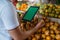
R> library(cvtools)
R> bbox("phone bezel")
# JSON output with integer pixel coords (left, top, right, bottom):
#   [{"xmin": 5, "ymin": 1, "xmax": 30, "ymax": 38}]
[{"xmin": 22, "ymin": 6, "xmax": 39, "ymax": 22}]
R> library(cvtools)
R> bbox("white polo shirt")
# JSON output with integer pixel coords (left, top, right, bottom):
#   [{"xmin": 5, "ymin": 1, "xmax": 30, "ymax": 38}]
[{"xmin": 0, "ymin": 0, "xmax": 19, "ymax": 40}]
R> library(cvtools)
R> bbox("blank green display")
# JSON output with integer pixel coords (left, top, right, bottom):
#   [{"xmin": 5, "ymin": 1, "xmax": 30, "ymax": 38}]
[{"xmin": 23, "ymin": 7, "xmax": 39, "ymax": 21}]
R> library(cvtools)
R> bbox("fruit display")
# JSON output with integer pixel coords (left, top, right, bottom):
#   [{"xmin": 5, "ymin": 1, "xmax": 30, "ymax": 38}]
[
  {"xmin": 16, "ymin": 2, "xmax": 28, "ymax": 12},
  {"xmin": 39, "ymin": 4, "xmax": 60, "ymax": 19},
  {"xmin": 19, "ymin": 3, "xmax": 28, "ymax": 11},
  {"xmin": 18, "ymin": 14, "xmax": 60, "ymax": 40}
]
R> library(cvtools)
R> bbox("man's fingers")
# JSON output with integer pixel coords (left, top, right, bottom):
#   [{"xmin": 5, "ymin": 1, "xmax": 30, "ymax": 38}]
[
  {"xmin": 38, "ymin": 20, "xmax": 44, "ymax": 25},
  {"xmin": 40, "ymin": 23, "xmax": 45, "ymax": 27}
]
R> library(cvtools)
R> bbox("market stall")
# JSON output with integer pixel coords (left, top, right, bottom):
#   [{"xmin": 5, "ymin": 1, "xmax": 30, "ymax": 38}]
[{"xmin": 16, "ymin": 0, "xmax": 60, "ymax": 40}]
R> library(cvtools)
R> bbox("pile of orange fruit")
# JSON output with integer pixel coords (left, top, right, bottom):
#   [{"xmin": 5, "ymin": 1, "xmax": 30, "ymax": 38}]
[
  {"xmin": 18, "ymin": 14, "xmax": 60, "ymax": 40},
  {"xmin": 19, "ymin": 3, "xmax": 28, "ymax": 11}
]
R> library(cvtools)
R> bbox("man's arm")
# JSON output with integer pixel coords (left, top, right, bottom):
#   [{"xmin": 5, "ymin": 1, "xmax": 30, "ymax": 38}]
[
  {"xmin": 1, "ymin": 3, "xmax": 44, "ymax": 40},
  {"xmin": 9, "ymin": 20, "xmax": 44, "ymax": 40}
]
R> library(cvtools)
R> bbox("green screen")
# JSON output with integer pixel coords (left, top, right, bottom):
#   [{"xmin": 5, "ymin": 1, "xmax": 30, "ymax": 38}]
[{"xmin": 23, "ymin": 7, "xmax": 39, "ymax": 21}]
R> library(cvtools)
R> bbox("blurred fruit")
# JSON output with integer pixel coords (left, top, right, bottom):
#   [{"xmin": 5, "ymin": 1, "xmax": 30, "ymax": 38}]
[
  {"xmin": 50, "ymin": 30, "xmax": 54, "ymax": 34},
  {"xmin": 19, "ymin": 3, "xmax": 28, "ymax": 11},
  {"xmin": 45, "ymin": 30, "xmax": 49, "ymax": 36},
  {"xmin": 16, "ymin": 3, "xmax": 20, "ymax": 10},
  {"xmin": 42, "ymin": 34, "xmax": 46, "ymax": 39},
  {"xmin": 35, "ymin": 4, "xmax": 41, "ymax": 7},
  {"xmin": 55, "ymin": 14, "xmax": 58, "ymax": 18},
  {"xmin": 55, "ymin": 30, "xmax": 60, "ymax": 34},
  {"xmin": 50, "ymin": 34, "xmax": 55, "ymax": 38},
  {"xmin": 56, "ymin": 34, "xmax": 60, "ymax": 40},
  {"xmin": 49, "ymin": 4, "xmax": 53, "ymax": 8},
  {"xmin": 46, "ymin": 36, "xmax": 51, "ymax": 40},
  {"xmin": 35, "ymin": 34, "xmax": 40, "ymax": 40},
  {"xmin": 16, "ymin": 2, "xmax": 28, "ymax": 12},
  {"xmin": 19, "ymin": 14, "xmax": 60, "ymax": 40},
  {"xmin": 54, "ymin": 22, "xmax": 59, "ymax": 27},
  {"xmin": 32, "ymin": 37, "xmax": 37, "ymax": 40},
  {"xmin": 39, "ymin": 4, "xmax": 60, "ymax": 18},
  {"xmin": 45, "ymin": 13, "xmax": 49, "ymax": 16},
  {"xmin": 53, "ymin": 26, "xmax": 57, "ymax": 31},
  {"xmin": 42, "ymin": 27, "xmax": 46, "ymax": 32},
  {"xmin": 46, "ymin": 23, "xmax": 50, "ymax": 27},
  {"xmin": 45, "ymin": 10, "xmax": 48, "ymax": 13},
  {"xmin": 56, "ymin": 5, "xmax": 60, "ymax": 9},
  {"xmin": 58, "ymin": 15, "xmax": 60, "ymax": 18},
  {"xmin": 50, "ymin": 22, "xmax": 54, "ymax": 26},
  {"xmin": 50, "ymin": 25, "xmax": 54, "ymax": 30}
]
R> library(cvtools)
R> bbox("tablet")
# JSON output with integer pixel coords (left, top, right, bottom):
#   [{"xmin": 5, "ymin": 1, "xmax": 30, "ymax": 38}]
[{"xmin": 22, "ymin": 6, "xmax": 39, "ymax": 22}]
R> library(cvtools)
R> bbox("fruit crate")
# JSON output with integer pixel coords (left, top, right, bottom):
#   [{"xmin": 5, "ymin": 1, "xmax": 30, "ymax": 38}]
[{"xmin": 18, "ymin": 13, "xmax": 60, "ymax": 40}]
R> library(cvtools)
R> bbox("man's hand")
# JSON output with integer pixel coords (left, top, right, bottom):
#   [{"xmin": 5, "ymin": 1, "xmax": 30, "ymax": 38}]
[
  {"xmin": 8, "ymin": 20, "xmax": 45, "ymax": 40},
  {"xmin": 23, "ymin": 20, "xmax": 45, "ymax": 39}
]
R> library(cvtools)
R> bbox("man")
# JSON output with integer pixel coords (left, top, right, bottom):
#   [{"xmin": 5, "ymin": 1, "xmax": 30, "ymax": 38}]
[{"xmin": 0, "ymin": 0, "xmax": 44, "ymax": 40}]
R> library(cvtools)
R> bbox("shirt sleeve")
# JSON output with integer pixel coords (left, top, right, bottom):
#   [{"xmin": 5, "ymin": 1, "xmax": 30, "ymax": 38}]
[{"xmin": 1, "ymin": 4, "xmax": 19, "ymax": 30}]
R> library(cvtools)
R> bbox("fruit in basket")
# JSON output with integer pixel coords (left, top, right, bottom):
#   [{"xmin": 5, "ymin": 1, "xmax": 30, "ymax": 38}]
[
  {"xmin": 53, "ymin": 26, "xmax": 57, "ymax": 31},
  {"xmin": 45, "ymin": 13, "xmax": 49, "ymax": 16},
  {"xmin": 50, "ymin": 22, "xmax": 54, "ymax": 26},
  {"xmin": 45, "ymin": 23, "xmax": 50, "ymax": 27},
  {"xmin": 56, "ymin": 5, "xmax": 60, "ymax": 9},
  {"xmin": 19, "ymin": 3, "xmax": 28, "ymax": 11},
  {"xmin": 49, "ymin": 13, "xmax": 54, "ymax": 17},
  {"xmin": 16, "ymin": 3, "xmax": 28, "ymax": 12},
  {"xmin": 32, "ymin": 37, "xmax": 37, "ymax": 40},
  {"xmin": 35, "ymin": 4, "xmax": 41, "ymax": 7},
  {"xmin": 42, "ymin": 27, "xmax": 46, "ymax": 32},
  {"xmin": 16, "ymin": 3, "xmax": 20, "ymax": 10},
  {"xmin": 48, "ymin": 8, "xmax": 52, "ymax": 13},
  {"xmin": 35, "ymin": 34, "xmax": 40, "ymax": 40},
  {"xmin": 44, "ymin": 4, "xmax": 48, "ymax": 9},
  {"xmin": 56, "ymin": 34, "xmax": 60, "ymax": 40},
  {"xmin": 50, "ymin": 30, "xmax": 54, "ymax": 34},
  {"xmin": 55, "ymin": 14, "xmax": 58, "ymax": 18},
  {"xmin": 46, "ymin": 36, "xmax": 51, "ymax": 40},
  {"xmin": 45, "ymin": 9, "xmax": 48, "ymax": 13},
  {"xmin": 45, "ymin": 30, "xmax": 49, "ymax": 36},
  {"xmin": 50, "ymin": 34, "xmax": 55, "ymax": 39},
  {"xmin": 42, "ymin": 34, "xmax": 46, "ymax": 39},
  {"xmin": 19, "ymin": 14, "xmax": 60, "ymax": 40},
  {"xmin": 55, "ymin": 30, "xmax": 60, "ymax": 34},
  {"xmin": 56, "ymin": 11, "xmax": 59, "ymax": 14},
  {"xmin": 58, "ymin": 15, "xmax": 60, "ymax": 18},
  {"xmin": 54, "ymin": 22, "xmax": 59, "ymax": 26},
  {"xmin": 39, "ymin": 4, "xmax": 60, "ymax": 18}
]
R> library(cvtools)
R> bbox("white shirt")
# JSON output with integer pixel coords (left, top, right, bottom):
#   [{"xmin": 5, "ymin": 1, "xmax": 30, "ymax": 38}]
[{"xmin": 0, "ymin": 0, "xmax": 19, "ymax": 40}]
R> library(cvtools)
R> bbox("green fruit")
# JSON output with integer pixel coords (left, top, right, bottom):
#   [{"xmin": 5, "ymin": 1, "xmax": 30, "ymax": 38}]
[
  {"xmin": 41, "ymin": 12, "xmax": 45, "ymax": 15},
  {"xmin": 16, "ymin": 3, "xmax": 20, "ymax": 9},
  {"xmin": 55, "ymin": 14, "xmax": 58, "ymax": 18},
  {"xmin": 45, "ymin": 10, "xmax": 48, "ymax": 13},
  {"xmin": 49, "ymin": 13, "xmax": 54, "ymax": 17},
  {"xmin": 40, "ymin": 10, "xmax": 43, "ymax": 13},
  {"xmin": 50, "ymin": 14, "xmax": 55, "ymax": 17},
  {"xmin": 36, "ymin": 4, "xmax": 40, "ymax": 7},
  {"xmin": 52, "ymin": 11, "xmax": 55, "ymax": 13},
  {"xmin": 48, "ymin": 8, "xmax": 52, "ymax": 13},
  {"xmin": 58, "ymin": 15, "xmax": 60, "ymax": 18},
  {"xmin": 45, "ymin": 13, "xmax": 48, "ymax": 16},
  {"xmin": 53, "ymin": 7, "xmax": 56, "ymax": 10},
  {"xmin": 56, "ymin": 12, "xmax": 59, "ymax": 14}
]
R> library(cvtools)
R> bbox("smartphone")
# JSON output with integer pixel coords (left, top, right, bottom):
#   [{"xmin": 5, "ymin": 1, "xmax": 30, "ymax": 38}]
[{"xmin": 22, "ymin": 6, "xmax": 39, "ymax": 22}]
